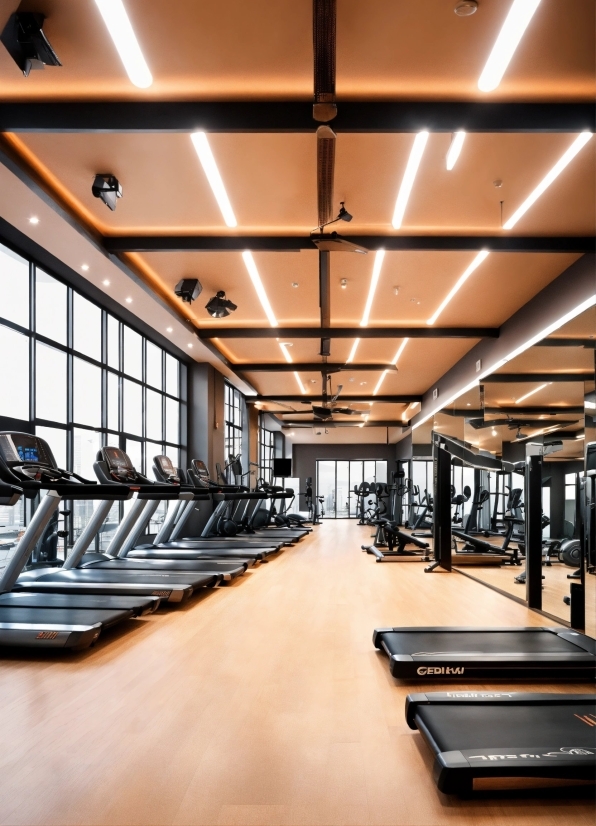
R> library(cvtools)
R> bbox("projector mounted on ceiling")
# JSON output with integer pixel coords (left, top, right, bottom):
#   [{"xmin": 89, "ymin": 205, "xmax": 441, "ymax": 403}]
[
  {"xmin": 311, "ymin": 232, "xmax": 368, "ymax": 254},
  {"xmin": 0, "ymin": 12, "xmax": 62, "ymax": 77},
  {"xmin": 92, "ymin": 175, "xmax": 123, "ymax": 211}
]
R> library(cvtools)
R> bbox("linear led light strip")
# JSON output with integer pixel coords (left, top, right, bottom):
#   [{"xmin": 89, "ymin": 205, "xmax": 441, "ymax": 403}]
[
  {"xmin": 515, "ymin": 382, "xmax": 550, "ymax": 405},
  {"xmin": 94, "ymin": 0, "xmax": 152, "ymax": 88},
  {"xmin": 191, "ymin": 132, "xmax": 237, "ymax": 228},
  {"xmin": 241, "ymin": 251, "xmax": 277, "ymax": 328},
  {"xmin": 392, "ymin": 133, "xmax": 429, "ymax": 229},
  {"xmin": 427, "ymin": 131, "xmax": 593, "ymax": 324},
  {"xmin": 446, "ymin": 132, "xmax": 466, "ymax": 171},
  {"xmin": 360, "ymin": 250, "xmax": 386, "ymax": 327},
  {"xmin": 346, "ymin": 338, "xmax": 360, "ymax": 363},
  {"xmin": 393, "ymin": 338, "xmax": 409, "ymax": 364},
  {"xmin": 478, "ymin": 0, "xmax": 542, "ymax": 92},
  {"xmin": 278, "ymin": 340, "xmax": 307, "ymax": 394},
  {"xmin": 412, "ymin": 293, "xmax": 596, "ymax": 430}
]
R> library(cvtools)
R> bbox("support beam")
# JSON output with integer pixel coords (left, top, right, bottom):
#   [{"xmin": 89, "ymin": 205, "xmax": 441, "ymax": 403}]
[
  {"xmin": 258, "ymin": 394, "xmax": 420, "ymax": 403},
  {"xmin": 483, "ymin": 372, "xmax": 593, "ymax": 383},
  {"xmin": 0, "ymin": 102, "xmax": 592, "ymax": 133},
  {"xmin": 280, "ymin": 420, "xmax": 407, "ymax": 427},
  {"xmin": 104, "ymin": 235, "xmax": 596, "ymax": 254},
  {"xmin": 484, "ymin": 406, "xmax": 584, "ymax": 416},
  {"xmin": 198, "ymin": 327, "xmax": 497, "ymax": 339},
  {"xmin": 231, "ymin": 362, "xmax": 395, "ymax": 372}
]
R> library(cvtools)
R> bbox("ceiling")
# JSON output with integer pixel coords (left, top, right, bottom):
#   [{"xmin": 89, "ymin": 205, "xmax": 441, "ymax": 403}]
[{"xmin": 0, "ymin": 0, "xmax": 594, "ymax": 442}]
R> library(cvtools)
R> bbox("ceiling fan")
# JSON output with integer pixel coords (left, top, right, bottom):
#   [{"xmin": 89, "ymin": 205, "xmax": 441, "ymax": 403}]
[{"xmin": 289, "ymin": 368, "xmax": 360, "ymax": 420}]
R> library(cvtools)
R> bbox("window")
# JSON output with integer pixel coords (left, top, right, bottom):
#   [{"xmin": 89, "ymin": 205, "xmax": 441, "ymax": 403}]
[
  {"xmin": 259, "ymin": 425, "xmax": 274, "ymax": 485},
  {"xmin": 0, "ymin": 238, "xmax": 187, "ymax": 553},
  {"xmin": 225, "ymin": 384, "xmax": 243, "ymax": 463}
]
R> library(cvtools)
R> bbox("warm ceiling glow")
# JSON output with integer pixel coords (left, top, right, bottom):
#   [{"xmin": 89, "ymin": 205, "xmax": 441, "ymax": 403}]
[
  {"xmin": 478, "ymin": 0, "xmax": 542, "ymax": 92},
  {"xmin": 279, "ymin": 342, "xmax": 293, "ymax": 363},
  {"xmin": 294, "ymin": 372, "xmax": 307, "ymax": 394},
  {"xmin": 427, "ymin": 250, "xmax": 489, "ymax": 325},
  {"xmin": 346, "ymin": 338, "xmax": 360, "ymax": 363},
  {"xmin": 125, "ymin": 297, "xmax": 132, "ymax": 303},
  {"xmin": 503, "ymin": 132, "xmax": 593, "ymax": 229},
  {"xmin": 360, "ymin": 250, "xmax": 386, "ymax": 327},
  {"xmin": 515, "ymin": 382, "xmax": 549, "ymax": 404},
  {"xmin": 393, "ymin": 338, "xmax": 409, "ymax": 364},
  {"xmin": 446, "ymin": 132, "xmax": 466, "ymax": 170},
  {"xmin": 242, "ymin": 251, "xmax": 277, "ymax": 327},
  {"xmin": 166, "ymin": 326, "xmax": 173, "ymax": 333},
  {"xmin": 392, "ymin": 132, "xmax": 429, "ymax": 229},
  {"xmin": 373, "ymin": 370, "xmax": 389, "ymax": 396},
  {"xmin": 81, "ymin": 264, "xmax": 89, "ymax": 271},
  {"xmin": 28, "ymin": 216, "xmax": 39, "ymax": 224},
  {"xmin": 191, "ymin": 132, "xmax": 237, "ymax": 228},
  {"xmin": 102, "ymin": 279, "xmax": 110, "ymax": 286},
  {"xmin": 94, "ymin": 0, "xmax": 153, "ymax": 88}
]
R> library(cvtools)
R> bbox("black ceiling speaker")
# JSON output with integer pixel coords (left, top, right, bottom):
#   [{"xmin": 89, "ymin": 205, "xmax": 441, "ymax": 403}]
[
  {"xmin": 92, "ymin": 174, "xmax": 122, "ymax": 211},
  {"xmin": 174, "ymin": 279, "xmax": 202, "ymax": 303},
  {"xmin": 1, "ymin": 12, "xmax": 62, "ymax": 76},
  {"xmin": 205, "ymin": 291, "xmax": 237, "ymax": 318}
]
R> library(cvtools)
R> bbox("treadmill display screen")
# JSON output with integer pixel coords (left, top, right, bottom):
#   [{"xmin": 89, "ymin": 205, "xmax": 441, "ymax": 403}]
[
  {"xmin": 104, "ymin": 447, "xmax": 133, "ymax": 470},
  {"xmin": 193, "ymin": 460, "xmax": 210, "ymax": 480},
  {"xmin": 17, "ymin": 445, "xmax": 39, "ymax": 462},
  {"xmin": 1, "ymin": 433, "xmax": 54, "ymax": 468}
]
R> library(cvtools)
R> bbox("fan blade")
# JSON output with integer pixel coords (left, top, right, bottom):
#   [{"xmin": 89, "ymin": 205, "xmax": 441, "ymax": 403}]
[
  {"xmin": 312, "ymin": 405, "xmax": 333, "ymax": 420},
  {"xmin": 313, "ymin": 0, "xmax": 336, "ymax": 122},
  {"xmin": 330, "ymin": 384, "xmax": 343, "ymax": 403},
  {"xmin": 317, "ymin": 125, "xmax": 336, "ymax": 228},
  {"xmin": 333, "ymin": 407, "xmax": 356, "ymax": 415}
]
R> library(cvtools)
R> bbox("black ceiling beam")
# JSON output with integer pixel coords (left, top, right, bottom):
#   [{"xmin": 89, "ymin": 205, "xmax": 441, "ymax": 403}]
[
  {"xmin": 233, "ymin": 362, "xmax": 394, "ymax": 372},
  {"xmin": 280, "ymin": 420, "xmax": 407, "ymax": 427},
  {"xmin": 1, "ymin": 102, "xmax": 593, "ymax": 133},
  {"xmin": 536, "ymin": 338, "xmax": 595, "ymax": 348},
  {"xmin": 103, "ymin": 235, "xmax": 595, "ymax": 254},
  {"xmin": 198, "ymin": 327, "xmax": 497, "ymax": 339},
  {"xmin": 483, "ymin": 372, "xmax": 593, "ymax": 383},
  {"xmin": 484, "ymin": 406, "xmax": 584, "ymax": 416},
  {"xmin": 258, "ymin": 394, "xmax": 420, "ymax": 403}
]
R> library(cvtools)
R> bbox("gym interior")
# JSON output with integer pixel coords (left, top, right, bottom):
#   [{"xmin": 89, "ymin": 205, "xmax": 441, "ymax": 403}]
[{"xmin": 0, "ymin": 2, "xmax": 594, "ymax": 824}]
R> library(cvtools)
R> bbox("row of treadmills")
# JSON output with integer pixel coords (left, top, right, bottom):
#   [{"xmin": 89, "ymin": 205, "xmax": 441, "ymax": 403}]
[
  {"xmin": 363, "ymin": 527, "xmax": 596, "ymax": 795},
  {"xmin": 0, "ymin": 431, "xmax": 311, "ymax": 651}
]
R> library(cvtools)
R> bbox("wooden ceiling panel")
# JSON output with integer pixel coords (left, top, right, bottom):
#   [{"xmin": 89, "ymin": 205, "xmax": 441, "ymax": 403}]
[
  {"xmin": 484, "ymin": 381, "xmax": 585, "ymax": 408},
  {"xmin": 0, "ymin": 0, "xmax": 593, "ymax": 101}
]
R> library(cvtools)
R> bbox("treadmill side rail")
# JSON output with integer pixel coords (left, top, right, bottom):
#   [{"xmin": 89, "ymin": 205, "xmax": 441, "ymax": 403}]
[{"xmin": 0, "ymin": 621, "xmax": 102, "ymax": 650}]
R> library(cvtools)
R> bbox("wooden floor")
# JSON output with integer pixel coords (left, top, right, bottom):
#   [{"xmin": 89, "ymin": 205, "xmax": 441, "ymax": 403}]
[{"xmin": 0, "ymin": 520, "xmax": 594, "ymax": 826}]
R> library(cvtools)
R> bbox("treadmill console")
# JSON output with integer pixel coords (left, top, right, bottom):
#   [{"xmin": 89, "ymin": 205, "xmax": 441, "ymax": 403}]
[
  {"xmin": 192, "ymin": 459, "xmax": 212, "ymax": 488},
  {"xmin": 0, "ymin": 433, "xmax": 55, "ymax": 469},
  {"xmin": 99, "ymin": 447, "xmax": 139, "ymax": 483},
  {"xmin": 153, "ymin": 455, "xmax": 180, "ymax": 484}
]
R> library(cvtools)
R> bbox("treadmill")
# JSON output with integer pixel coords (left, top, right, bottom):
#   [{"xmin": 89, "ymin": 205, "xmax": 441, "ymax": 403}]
[
  {"xmin": 406, "ymin": 692, "xmax": 596, "ymax": 794},
  {"xmin": 0, "ymin": 450, "xmax": 159, "ymax": 649},
  {"xmin": 0, "ymin": 433, "xmax": 220, "ymax": 605},
  {"xmin": 373, "ymin": 626, "xmax": 596, "ymax": 680}
]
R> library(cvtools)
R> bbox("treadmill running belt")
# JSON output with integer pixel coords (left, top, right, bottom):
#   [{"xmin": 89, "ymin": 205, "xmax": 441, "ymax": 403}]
[
  {"xmin": 0, "ymin": 606, "xmax": 131, "ymax": 628},
  {"xmin": 382, "ymin": 630, "xmax": 586, "ymax": 656}
]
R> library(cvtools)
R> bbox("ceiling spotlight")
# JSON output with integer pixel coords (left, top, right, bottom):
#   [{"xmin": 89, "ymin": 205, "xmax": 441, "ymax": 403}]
[
  {"xmin": 349, "ymin": 377, "xmax": 355, "ymax": 383},
  {"xmin": 28, "ymin": 216, "xmax": 39, "ymax": 224},
  {"xmin": 81, "ymin": 264, "xmax": 89, "ymax": 271},
  {"xmin": 125, "ymin": 297, "xmax": 132, "ymax": 304},
  {"xmin": 292, "ymin": 282, "xmax": 299, "ymax": 288},
  {"xmin": 393, "ymin": 286, "xmax": 399, "ymax": 296},
  {"xmin": 310, "ymin": 379, "xmax": 317, "ymax": 384},
  {"xmin": 102, "ymin": 279, "xmax": 110, "ymax": 286},
  {"xmin": 454, "ymin": 1, "xmax": 478, "ymax": 16},
  {"xmin": 360, "ymin": 381, "xmax": 367, "ymax": 386},
  {"xmin": 340, "ymin": 279, "xmax": 347, "ymax": 289},
  {"xmin": 187, "ymin": 343, "xmax": 193, "ymax": 348},
  {"xmin": 174, "ymin": 279, "xmax": 202, "ymax": 304},
  {"xmin": 92, "ymin": 174, "xmax": 122, "ymax": 211},
  {"xmin": 493, "ymin": 179, "xmax": 503, "ymax": 188},
  {"xmin": 166, "ymin": 327, "xmax": 173, "ymax": 333},
  {"xmin": 0, "ymin": 12, "xmax": 62, "ymax": 76},
  {"xmin": 205, "ymin": 291, "xmax": 237, "ymax": 319}
]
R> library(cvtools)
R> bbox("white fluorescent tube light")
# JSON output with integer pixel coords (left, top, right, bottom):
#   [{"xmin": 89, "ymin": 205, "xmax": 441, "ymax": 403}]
[
  {"xmin": 478, "ymin": 0, "xmax": 542, "ymax": 92},
  {"xmin": 191, "ymin": 132, "xmax": 237, "ymax": 228},
  {"xmin": 392, "ymin": 337, "xmax": 409, "ymax": 364},
  {"xmin": 94, "ymin": 0, "xmax": 153, "ymax": 88},
  {"xmin": 346, "ymin": 339, "xmax": 360, "ymax": 363},
  {"xmin": 278, "ymin": 342, "xmax": 293, "ymax": 363},
  {"xmin": 427, "ymin": 250, "xmax": 490, "ymax": 325},
  {"xmin": 373, "ymin": 370, "xmax": 389, "ymax": 396},
  {"xmin": 242, "ymin": 251, "xmax": 277, "ymax": 327},
  {"xmin": 446, "ymin": 132, "xmax": 466, "ymax": 171},
  {"xmin": 503, "ymin": 132, "xmax": 593, "ymax": 229},
  {"xmin": 294, "ymin": 372, "xmax": 307, "ymax": 394},
  {"xmin": 360, "ymin": 250, "xmax": 386, "ymax": 327},
  {"xmin": 392, "ymin": 132, "xmax": 429, "ymax": 229},
  {"xmin": 515, "ymin": 383, "xmax": 549, "ymax": 404}
]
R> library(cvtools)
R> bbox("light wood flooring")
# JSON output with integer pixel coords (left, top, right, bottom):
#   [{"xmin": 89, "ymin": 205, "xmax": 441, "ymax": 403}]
[{"xmin": 0, "ymin": 520, "xmax": 594, "ymax": 826}]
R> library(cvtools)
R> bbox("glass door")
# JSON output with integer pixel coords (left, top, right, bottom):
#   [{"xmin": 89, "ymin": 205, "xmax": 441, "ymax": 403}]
[{"xmin": 316, "ymin": 460, "xmax": 388, "ymax": 519}]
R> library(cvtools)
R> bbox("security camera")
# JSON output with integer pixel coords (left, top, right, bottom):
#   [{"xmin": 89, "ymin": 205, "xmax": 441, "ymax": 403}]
[
  {"xmin": 92, "ymin": 174, "xmax": 122, "ymax": 211},
  {"xmin": 205, "ymin": 291, "xmax": 237, "ymax": 318},
  {"xmin": 174, "ymin": 279, "xmax": 202, "ymax": 303},
  {"xmin": 1, "ymin": 12, "xmax": 62, "ymax": 77}
]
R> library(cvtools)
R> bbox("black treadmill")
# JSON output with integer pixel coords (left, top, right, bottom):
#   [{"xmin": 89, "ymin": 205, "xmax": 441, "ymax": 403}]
[
  {"xmin": 373, "ymin": 626, "xmax": 596, "ymax": 680},
  {"xmin": 406, "ymin": 692, "xmax": 596, "ymax": 794},
  {"xmin": 0, "ymin": 433, "xmax": 219, "ymax": 605}
]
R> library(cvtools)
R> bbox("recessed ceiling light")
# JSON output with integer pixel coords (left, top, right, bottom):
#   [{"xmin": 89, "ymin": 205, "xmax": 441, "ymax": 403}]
[
  {"xmin": 94, "ymin": 0, "xmax": 153, "ymax": 89},
  {"xmin": 292, "ymin": 282, "xmax": 299, "ymax": 288},
  {"xmin": 392, "ymin": 131, "xmax": 429, "ymax": 229},
  {"xmin": 166, "ymin": 327, "xmax": 173, "ymax": 333},
  {"xmin": 340, "ymin": 279, "xmax": 347, "ymax": 289},
  {"xmin": 348, "ymin": 377, "xmax": 355, "ymax": 383},
  {"xmin": 361, "ymin": 250, "xmax": 385, "ymax": 327},
  {"xmin": 310, "ymin": 379, "xmax": 317, "ymax": 384},
  {"xmin": 478, "ymin": 0, "xmax": 542, "ymax": 92},
  {"xmin": 191, "ymin": 132, "xmax": 237, "ymax": 228},
  {"xmin": 360, "ymin": 381, "xmax": 367, "ymax": 386},
  {"xmin": 28, "ymin": 216, "xmax": 39, "ymax": 224},
  {"xmin": 466, "ymin": 403, "xmax": 471, "ymax": 406},
  {"xmin": 454, "ymin": 1, "xmax": 478, "ymax": 16},
  {"xmin": 81, "ymin": 264, "xmax": 89, "ymax": 271},
  {"xmin": 242, "ymin": 251, "xmax": 277, "ymax": 327},
  {"xmin": 187, "ymin": 343, "xmax": 193, "ymax": 349},
  {"xmin": 125, "ymin": 297, "xmax": 132, "ymax": 303},
  {"xmin": 427, "ymin": 250, "xmax": 489, "ymax": 325},
  {"xmin": 102, "ymin": 279, "xmax": 110, "ymax": 286},
  {"xmin": 446, "ymin": 131, "xmax": 466, "ymax": 171},
  {"xmin": 503, "ymin": 132, "xmax": 592, "ymax": 229}
]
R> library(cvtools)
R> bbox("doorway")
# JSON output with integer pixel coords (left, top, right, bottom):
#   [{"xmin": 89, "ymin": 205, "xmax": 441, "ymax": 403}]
[{"xmin": 316, "ymin": 460, "xmax": 388, "ymax": 518}]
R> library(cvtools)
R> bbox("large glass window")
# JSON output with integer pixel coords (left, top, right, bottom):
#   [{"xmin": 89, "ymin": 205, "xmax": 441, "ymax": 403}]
[
  {"xmin": 0, "ymin": 244, "xmax": 29, "ymax": 328},
  {"xmin": 73, "ymin": 293, "xmax": 101, "ymax": 361},
  {"xmin": 259, "ymin": 426, "xmax": 274, "ymax": 485},
  {"xmin": 123, "ymin": 379, "xmax": 143, "ymax": 436},
  {"xmin": 36, "ymin": 270, "xmax": 67, "ymax": 345},
  {"xmin": 146, "ymin": 341, "xmax": 162, "ymax": 389},
  {"xmin": 73, "ymin": 358, "xmax": 101, "ymax": 427},
  {"xmin": 36, "ymin": 343, "xmax": 67, "ymax": 423},
  {"xmin": 225, "ymin": 383, "xmax": 243, "ymax": 462},
  {"xmin": 146, "ymin": 388, "xmax": 162, "ymax": 441},
  {"xmin": 0, "ymin": 326, "xmax": 29, "ymax": 420},
  {"xmin": 124, "ymin": 327, "xmax": 142, "ymax": 379}
]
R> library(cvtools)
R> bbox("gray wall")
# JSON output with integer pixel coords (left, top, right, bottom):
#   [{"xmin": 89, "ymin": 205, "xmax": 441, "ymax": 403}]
[{"xmin": 292, "ymin": 443, "xmax": 397, "ymax": 494}]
